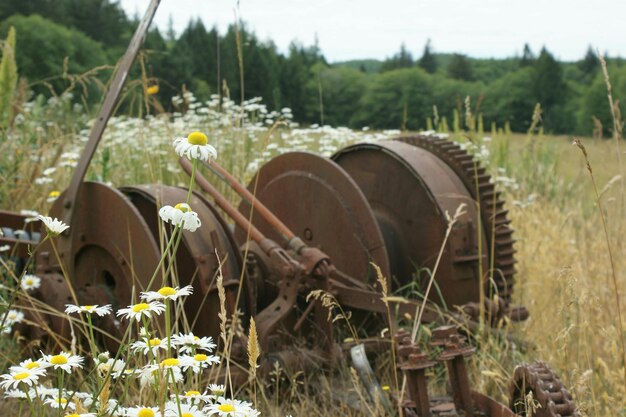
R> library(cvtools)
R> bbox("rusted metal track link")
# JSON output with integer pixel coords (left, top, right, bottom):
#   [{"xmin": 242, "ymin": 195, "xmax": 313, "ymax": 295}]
[{"xmin": 510, "ymin": 361, "xmax": 580, "ymax": 417}]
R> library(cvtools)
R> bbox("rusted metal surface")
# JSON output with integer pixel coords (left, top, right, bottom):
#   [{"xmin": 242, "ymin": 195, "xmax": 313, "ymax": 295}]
[
  {"xmin": 35, "ymin": 182, "xmax": 161, "ymax": 344},
  {"xmin": 236, "ymin": 151, "xmax": 391, "ymax": 286},
  {"xmin": 121, "ymin": 184, "xmax": 244, "ymax": 343},
  {"xmin": 396, "ymin": 329, "xmax": 436, "ymax": 416},
  {"xmin": 0, "ymin": 210, "xmax": 40, "ymax": 259},
  {"xmin": 333, "ymin": 141, "xmax": 489, "ymax": 308},
  {"xmin": 510, "ymin": 362, "xmax": 580, "ymax": 417},
  {"xmin": 395, "ymin": 135, "xmax": 517, "ymax": 305}
]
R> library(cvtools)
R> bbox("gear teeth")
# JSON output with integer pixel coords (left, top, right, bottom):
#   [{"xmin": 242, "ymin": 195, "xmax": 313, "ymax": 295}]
[
  {"xmin": 394, "ymin": 134, "xmax": 517, "ymax": 307},
  {"xmin": 510, "ymin": 362, "xmax": 580, "ymax": 417}
]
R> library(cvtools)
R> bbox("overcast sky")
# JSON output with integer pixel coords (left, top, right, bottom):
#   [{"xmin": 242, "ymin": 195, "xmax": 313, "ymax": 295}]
[{"xmin": 119, "ymin": 0, "xmax": 625, "ymax": 62}]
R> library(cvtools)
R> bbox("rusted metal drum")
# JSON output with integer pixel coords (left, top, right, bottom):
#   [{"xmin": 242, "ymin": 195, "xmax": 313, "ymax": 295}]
[
  {"xmin": 395, "ymin": 135, "xmax": 516, "ymax": 304},
  {"xmin": 333, "ymin": 141, "xmax": 489, "ymax": 308},
  {"xmin": 122, "ymin": 184, "xmax": 245, "ymax": 343},
  {"xmin": 236, "ymin": 151, "xmax": 390, "ymax": 285}
]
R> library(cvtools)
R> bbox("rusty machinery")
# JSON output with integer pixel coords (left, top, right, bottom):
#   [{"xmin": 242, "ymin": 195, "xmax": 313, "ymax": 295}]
[{"xmin": 0, "ymin": 0, "xmax": 579, "ymax": 415}]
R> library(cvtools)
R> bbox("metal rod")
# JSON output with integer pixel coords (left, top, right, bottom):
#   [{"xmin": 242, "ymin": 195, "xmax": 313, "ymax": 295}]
[
  {"xmin": 57, "ymin": 0, "xmax": 161, "ymax": 278},
  {"xmin": 179, "ymin": 158, "xmax": 265, "ymax": 243},
  {"xmin": 201, "ymin": 160, "xmax": 296, "ymax": 242}
]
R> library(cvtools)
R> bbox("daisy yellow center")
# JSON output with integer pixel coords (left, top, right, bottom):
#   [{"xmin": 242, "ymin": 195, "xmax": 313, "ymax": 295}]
[
  {"xmin": 25, "ymin": 278, "xmax": 33, "ymax": 285},
  {"xmin": 59, "ymin": 398, "xmax": 67, "ymax": 404},
  {"xmin": 185, "ymin": 390, "xmax": 201, "ymax": 396},
  {"xmin": 50, "ymin": 355, "xmax": 68, "ymax": 365},
  {"xmin": 157, "ymin": 287, "xmax": 177, "ymax": 296},
  {"xmin": 182, "ymin": 414, "xmax": 193, "ymax": 417},
  {"xmin": 49, "ymin": 191, "xmax": 60, "ymax": 198},
  {"xmin": 132, "ymin": 303, "xmax": 150, "ymax": 313},
  {"xmin": 148, "ymin": 338, "xmax": 161, "ymax": 346},
  {"xmin": 161, "ymin": 358, "xmax": 179, "ymax": 367},
  {"xmin": 194, "ymin": 354, "xmax": 207, "ymax": 361},
  {"xmin": 187, "ymin": 131, "xmax": 208, "ymax": 146},
  {"xmin": 193, "ymin": 336, "xmax": 199, "ymax": 340},
  {"xmin": 25, "ymin": 362, "xmax": 39, "ymax": 370},
  {"xmin": 146, "ymin": 85, "xmax": 159, "ymax": 95},
  {"xmin": 13, "ymin": 372, "xmax": 29, "ymax": 380},
  {"xmin": 218, "ymin": 404, "xmax": 235, "ymax": 412},
  {"xmin": 67, "ymin": 414, "xmax": 80, "ymax": 417},
  {"xmin": 174, "ymin": 203, "xmax": 191, "ymax": 212},
  {"xmin": 83, "ymin": 305, "xmax": 94, "ymax": 311},
  {"xmin": 137, "ymin": 409, "xmax": 155, "ymax": 417}
]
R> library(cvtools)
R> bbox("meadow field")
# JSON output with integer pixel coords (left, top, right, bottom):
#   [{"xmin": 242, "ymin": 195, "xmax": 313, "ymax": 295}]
[{"xmin": 0, "ymin": 90, "xmax": 625, "ymax": 417}]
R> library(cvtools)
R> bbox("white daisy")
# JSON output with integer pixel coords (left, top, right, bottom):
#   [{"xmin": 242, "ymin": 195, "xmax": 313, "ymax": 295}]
[
  {"xmin": 125, "ymin": 406, "xmax": 163, "ymax": 417},
  {"xmin": 131, "ymin": 337, "xmax": 168, "ymax": 356},
  {"xmin": 140, "ymin": 285, "xmax": 193, "ymax": 302},
  {"xmin": 12, "ymin": 358, "xmax": 47, "ymax": 373},
  {"xmin": 0, "ymin": 368, "xmax": 45, "ymax": 390},
  {"xmin": 138, "ymin": 364, "xmax": 182, "ymax": 387},
  {"xmin": 116, "ymin": 302, "xmax": 166, "ymax": 322},
  {"xmin": 171, "ymin": 332, "xmax": 216, "ymax": 354},
  {"xmin": 158, "ymin": 203, "xmax": 201, "ymax": 232},
  {"xmin": 173, "ymin": 390, "xmax": 214, "ymax": 404},
  {"xmin": 44, "ymin": 396, "xmax": 75, "ymax": 409},
  {"xmin": 173, "ymin": 131, "xmax": 217, "ymax": 162},
  {"xmin": 96, "ymin": 356, "xmax": 126, "ymax": 379},
  {"xmin": 179, "ymin": 353, "xmax": 220, "ymax": 373},
  {"xmin": 206, "ymin": 398, "xmax": 256, "ymax": 416},
  {"xmin": 37, "ymin": 215, "xmax": 70, "ymax": 236},
  {"xmin": 164, "ymin": 402, "xmax": 204, "ymax": 417},
  {"xmin": 208, "ymin": 384, "xmax": 226, "ymax": 397},
  {"xmin": 20, "ymin": 209, "xmax": 41, "ymax": 223},
  {"xmin": 41, "ymin": 351, "xmax": 84, "ymax": 373},
  {"xmin": 5, "ymin": 309, "xmax": 24, "ymax": 324},
  {"xmin": 3, "ymin": 389, "xmax": 28, "ymax": 398},
  {"xmin": 64, "ymin": 304, "xmax": 112, "ymax": 317},
  {"xmin": 21, "ymin": 274, "xmax": 41, "ymax": 291}
]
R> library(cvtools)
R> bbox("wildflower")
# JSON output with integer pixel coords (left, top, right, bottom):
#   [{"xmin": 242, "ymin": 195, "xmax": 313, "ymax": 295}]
[
  {"xmin": 0, "ymin": 368, "xmax": 45, "ymax": 389},
  {"xmin": 47, "ymin": 190, "xmax": 61, "ymax": 203},
  {"xmin": 171, "ymin": 332, "xmax": 216, "ymax": 354},
  {"xmin": 3, "ymin": 389, "xmax": 28, "ymax": 398},
  {"xmin": 64, "ymin": 413, "xmax": 97, "ymax": 417},
  {"xmin": 131, "ymin": 337, "xmax": 168, "ymax": 356},
  {"xmin": 141, "ymin": 285, "xmax": 193, "ymax": 302},
  {"xmin": 173, "ymin": 131, "xmax": 217, "ymax": 162},
  {"xmin": 14, "ymin": 358, "xmax": 45, "ymax": 372},
  {"xmin": 138, "ymin": 364, "xmax": 182, "ymax": 387},
  {"xmin": 5, "ymin": 309, "xmax": 24, "ymax": 324},
  {"xmin": 160, "ymin": 357, "xmax": 181, "ymax": 369},
  {"xmin": 41, "ymin": 352, "xmax": 84, "ymax": 373},
  {"xmin": 64, "ymin": 304, "xmax": 112, "ymax": 317},
  {"xmin": 126, "ymin": 406, "xmax": 163, "ymax": 417},
  {"xmin": 116, "ymin": 302, "xmax": 166, "ymax": 322},
  {"xmin": 21, "ymin": 274, "xmax": 41, "ymax": 291},
  {"xmin": 179, "ymin": 353, "xmax": 220, "ymax": 373},
  {"xmin": 206, "ymin": 397, "xmax": 256, "ymax": 416},
  {"xmin": 164, "ymin": 402, "xmax": 204, "ymax": 417},
  {"xmin": 159, "ymin": 203, "xmax": 201, "ymax": 232},
  {"xmin": 44, "ymin": 396, "xmax": 75, "ymax": 409},
  {"xmin": 95, "ymin": 356, "xmax": 126, "ymax": 379},
  {"xmin": 37, "ymin": 215, "xmax": 70, "ymax": 236},
  {"xmin": 20, "ymin": 210, "xmax": 40, "ymax": 223},
  {"xmin": 174, "ymin": 390, "xmax": 213, "ymax": 403},
  {"xmin": 208, "ymin": 384, "xmax": 226, "ymax": 397},
  {"xmin": 146, "ymin": 85, "xmax": 160, "ymax": 95}
]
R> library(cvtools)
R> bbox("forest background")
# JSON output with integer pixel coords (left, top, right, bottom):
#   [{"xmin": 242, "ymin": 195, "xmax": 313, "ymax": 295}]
[{"xmin": 0, "ymin": 0, "xmax": 622, "ymax": 136}]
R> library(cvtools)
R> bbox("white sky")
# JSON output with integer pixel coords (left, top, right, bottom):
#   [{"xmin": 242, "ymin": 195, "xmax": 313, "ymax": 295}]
[{"xmin": 119, "ymin": 0, "xmax": 625, "ymax": 62}]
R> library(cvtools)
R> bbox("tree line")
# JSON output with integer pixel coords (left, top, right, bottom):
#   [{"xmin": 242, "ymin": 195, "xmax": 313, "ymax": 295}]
[{"xmin": 0, "ymin": 0, "xmax": 624, "ymax": 136}]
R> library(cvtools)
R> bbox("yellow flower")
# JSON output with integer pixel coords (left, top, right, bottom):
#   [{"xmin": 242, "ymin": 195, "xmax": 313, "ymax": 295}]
[{"xmin": 146, "ymin": 85, "xmax": 159, "ymax": 95}]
